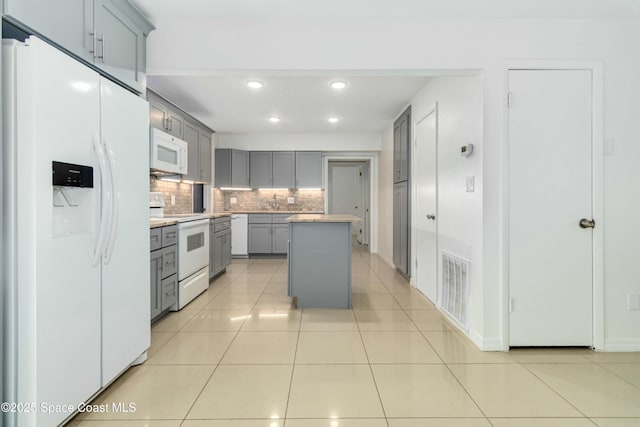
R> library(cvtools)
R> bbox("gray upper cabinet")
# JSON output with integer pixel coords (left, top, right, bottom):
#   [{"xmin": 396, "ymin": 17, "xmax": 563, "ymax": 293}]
[
  {"xmin": 183, "ymin": 121, "xmax": 200, "ymax": 182},
  {"xmin": 199, "ymin": 132, "xmax": 212, "ymax": 183},
  {"xmin": 295, "ymin": 152, "xmax": 322, "ymax": 188},
  {"xmin": 94, "ymin": 0, "xmax": 146, "ymax": 93},
  {"xmin": 273, "ymin": 151, "xmax": 295, "ymax": 188},
  {"xmin": 147, "ymin": 90, "xmax": 184, "ymax": 138},
  {"xmin": 393, "ymin": 106, "xmax": 411, "ymax": 183},
  {"xmin": 250, "ymin": 151, "xmax": 273, "ymax": 188},
  {"xmin": 215, "ymin": 149, "xmax": 249, "ymax": 188},
  {"xmin": 3, "ymin": 0, "xmax": 94, "ymax": 63},
  {"xmin": 148, "ymin": 90, "xmax": 213, "ymax": 183},
  {"xmin": 4, "ymin": 0, "xmax": 154, "ymax": 94}
]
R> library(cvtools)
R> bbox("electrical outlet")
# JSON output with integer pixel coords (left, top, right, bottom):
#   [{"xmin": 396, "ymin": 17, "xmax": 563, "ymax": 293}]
[
  {"xmin": 288, "ymin": 197, "xmax": 295, "ymax": 204},
  {"xmin": 170, "ymin": 194, "xmax": 176, "ymax": 205},
  {"xmin": 627, "ymin": 293, "xmax": 640, "ymax": 311},
  {"xmin": 230, "ymin": 197, "xmax": 237, "ymax": 204}
]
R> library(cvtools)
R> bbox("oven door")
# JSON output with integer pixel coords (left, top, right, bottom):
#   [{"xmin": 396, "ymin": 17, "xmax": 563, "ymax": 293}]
[{"xmin": 178, "ymin": 219, "xmax": 209, "ymax": 280}]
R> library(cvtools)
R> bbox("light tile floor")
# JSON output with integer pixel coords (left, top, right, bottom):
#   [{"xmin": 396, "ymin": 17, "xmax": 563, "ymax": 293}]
[{"xmin": 71, "ymin": 245, "xmax": 640, "ymax": 427}]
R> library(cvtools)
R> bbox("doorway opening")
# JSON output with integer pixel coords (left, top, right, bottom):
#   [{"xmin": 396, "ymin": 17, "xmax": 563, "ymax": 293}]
[{"xmin": 327, "ymin": 160, "xmax": 371, "ymax": 247}]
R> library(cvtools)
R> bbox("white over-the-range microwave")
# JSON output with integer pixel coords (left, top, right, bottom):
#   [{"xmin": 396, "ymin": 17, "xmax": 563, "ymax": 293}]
[{"xmin": 149, "ymin": 127, "xmax": 188, "ymax": 175}]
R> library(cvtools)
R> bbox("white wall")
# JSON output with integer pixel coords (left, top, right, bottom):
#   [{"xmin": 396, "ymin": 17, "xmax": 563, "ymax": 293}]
[
  {"xmin": 148, "ymin": 17, "xmax": 640, "ymax": 350},
  {"xmin": 217, "ymin": 133, "xmax": 381, "ymax": 151},
  {"xmin": 395, "ymin": 76, "xmax": 484, "ymax": 343}
]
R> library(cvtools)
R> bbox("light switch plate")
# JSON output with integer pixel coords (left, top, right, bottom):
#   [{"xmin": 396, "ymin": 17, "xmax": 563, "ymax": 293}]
[
  {"xmin": 288, "ymin": 197, "xmax": 295, "ymax": 204},
  {"xmin": 230, "ymin": 197, "xmax": 237, "ymax": 204},
  {"xmin": 465, "ymin": 176, "xmax": 475, "ymax": 192}
]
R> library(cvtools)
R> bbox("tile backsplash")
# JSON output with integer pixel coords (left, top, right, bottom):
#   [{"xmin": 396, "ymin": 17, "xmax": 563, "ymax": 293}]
[
  {"xmin": 215, "ymin": 189, "xmax": 324, "ymax": 212},
  {"xmin": 150, "ymin": 177, "xmax": 193, "ymax": 214}
]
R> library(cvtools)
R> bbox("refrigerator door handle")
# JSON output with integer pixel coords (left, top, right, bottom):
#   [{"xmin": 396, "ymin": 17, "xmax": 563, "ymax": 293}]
[
  {"xmin": 92, "ymin": 133, "xmax": 110, "ymax": 266},
  {"xmin": 103, "ymin": 137, "xmax": 120, "ymax": 265}
]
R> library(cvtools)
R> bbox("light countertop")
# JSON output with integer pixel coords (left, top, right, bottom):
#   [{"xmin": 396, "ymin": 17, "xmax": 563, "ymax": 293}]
[
  {"xmin": 286, "ymin": 214, "xmax": 362, "ymax": 223},
  {"xmin": 149, "ymin": 219, "xmax": 178, "ymax": 228},
  {"xmin": 218, "ymin": 210, "xmax": 324, "ymax": 215}
]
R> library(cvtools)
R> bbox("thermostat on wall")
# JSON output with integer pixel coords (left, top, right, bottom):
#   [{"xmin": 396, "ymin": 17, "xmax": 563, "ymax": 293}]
[{"xmin": 461, "ymin": 143, "xmax": 474, "ymax": 156}]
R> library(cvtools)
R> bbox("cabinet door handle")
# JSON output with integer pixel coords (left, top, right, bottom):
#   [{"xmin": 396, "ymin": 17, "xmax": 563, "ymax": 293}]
[
  {"xmin": 97, "ymin": 34, "xmax": 105, "ymax": 62},
  {"xmin": 89, "ymin": 32, "xmax": 97, "ymax": 58}
]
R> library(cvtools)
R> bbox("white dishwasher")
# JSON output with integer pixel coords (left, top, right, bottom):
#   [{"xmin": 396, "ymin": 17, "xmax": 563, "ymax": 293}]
[{"xmin": 231, "ymin": 214, "xmax": 248, "ymax": 258}]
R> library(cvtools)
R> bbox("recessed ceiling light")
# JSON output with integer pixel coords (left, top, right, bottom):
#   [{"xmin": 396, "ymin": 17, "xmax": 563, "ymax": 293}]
[
  {"xmin": 246, "ymin": 80, "xmax": 264, "ymax": 89},
  {"xmin": 330, "ymin": 81, "xmax": 347, "ymax": 90},
  {"xmin": 269, "ymin": 116, "xmax": 281, "ymax": 123},
  {"xmin": 328, "ymin": 117, "xmax": 340, "ymax": 123}
]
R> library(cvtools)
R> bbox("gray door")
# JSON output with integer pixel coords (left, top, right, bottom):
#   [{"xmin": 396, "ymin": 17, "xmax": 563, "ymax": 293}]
[
  {"xmin": 199, "ymin": 132, "xmax": 212, "ymax": 183},
  {"xmin": 249, "ymin": 224, "xmax": 272, "ymax": 253},
  {"xmin": 295, "ymin": 152, "xmax": 322, "ymax": 188},
  {"xmin": 3, "ymin": 0, "xmax": 94, "ymax": 63},
  {"xmin": 250, "ymin": 151, "xmax": 273, "ymax": 188},
  {"xmin": 94, "ymin": 0, "xmax": 144, "ymax": 92},
  {"xmin": 150, "ymin": 250, "xmax": 162, "ymax": 319},
  {"xmin": 231, "ymin": 150, "xmax": 250, "ymax": 188},
  {"xmin": 393, "ymin": 107, "xmax": 411, "ymax": 183},
  {"xmin": 273, "ymin": 151, "xmax": 295, "ymax": 188},
  {"xmin": 222, "ymin": 230, "xmax": 232, "ymax": 267},
  {"xmin": 272, "ymin": 224, "xmax": 289, "ymax": 254},
  {"xmin": 183, "ymin": 120, "xmax": 200, "ymax": 182},
  {"xmin": 214, "ymin": 232, "xmax": 224, "ymax": 274},
  {"xmin": 393, "ymin": 182, "xmax": 409, "ymax": 276}
]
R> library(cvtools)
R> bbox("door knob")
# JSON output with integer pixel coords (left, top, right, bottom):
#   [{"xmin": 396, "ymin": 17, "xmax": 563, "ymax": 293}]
[
  {"xmin": 426, "ymin": 214, "xmax": 436, "ymax": 220},
  {"xmin": 579, "ymin": 218, "xmax": 595, "ymax": 229}
]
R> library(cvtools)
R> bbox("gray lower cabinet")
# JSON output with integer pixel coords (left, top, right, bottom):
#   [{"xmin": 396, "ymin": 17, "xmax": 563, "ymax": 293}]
[
  {"xmin": 272, "ymin": 224, "xmax": 289, "ymax": 254},
  {"xmin": 288, "ymin": 221, "xmax": 352, "ymax": 308},
  {"xmin": 150, "ymin": 225, "xmax": 178, "ymax": 321},
  {"xmin": 248, "ymin": 224, "xmax": 272, "ymax": 253},
  {"xmin": 4, "ymin": 0, "xmax": 154, "ymax": 94},
  {"xmin": 150, "ymin": 249, "xmax": 162, "ymax": 319},
  {"xmin": 215, "ymin": 149, "xmax": 250, "ymax": 188},
  {"xmin": 295, "ymin": 152, "xmax": 322, "ymax": 188},
  {"xmin": 248, "ymin": 214, "xmax": 288, "ymax": 254},
  {"xmin": 210, "ymin": 218, "xmax": 232, "ymax": 277},
  {"xmin": 393, "ymin": 182, "xmax": 409, "ymax": 277}
]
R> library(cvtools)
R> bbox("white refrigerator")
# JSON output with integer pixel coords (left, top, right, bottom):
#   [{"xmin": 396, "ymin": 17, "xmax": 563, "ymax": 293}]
[{"xmin": 2, "ymin": 36, "xmax": 150, "ymax": 426}]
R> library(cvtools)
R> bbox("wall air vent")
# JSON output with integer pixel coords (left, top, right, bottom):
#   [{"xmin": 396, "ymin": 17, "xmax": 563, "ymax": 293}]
[{"xmin": 440, "ymin": 251, "xmax": 470, "ymax": 332}]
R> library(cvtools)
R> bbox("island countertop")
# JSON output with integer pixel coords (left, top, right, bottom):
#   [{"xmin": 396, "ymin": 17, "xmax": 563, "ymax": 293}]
[{"xmin": 286, "ymin": 214, "xmax": 361, "ymax": 223}]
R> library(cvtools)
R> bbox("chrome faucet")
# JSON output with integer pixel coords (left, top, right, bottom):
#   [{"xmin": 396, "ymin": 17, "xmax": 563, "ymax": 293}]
[{"xmin": 272, "ymin": 194, "xmax": 279, "ymax": 210}]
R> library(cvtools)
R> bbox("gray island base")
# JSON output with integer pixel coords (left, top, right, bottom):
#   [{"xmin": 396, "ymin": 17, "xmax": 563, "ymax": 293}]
[{"xmin": 286, "ymin": 214, "xmax": 362, "ymax": 309}]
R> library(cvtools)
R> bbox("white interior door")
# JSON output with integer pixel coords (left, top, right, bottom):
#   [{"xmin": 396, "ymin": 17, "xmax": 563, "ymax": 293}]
[
  {"xmin": 509, "ymin": 69, "xmax": 593, "ymax": 346},
  {"xmin": 415, "ymin": 107, "xmax": 438, "ymax": 302}
]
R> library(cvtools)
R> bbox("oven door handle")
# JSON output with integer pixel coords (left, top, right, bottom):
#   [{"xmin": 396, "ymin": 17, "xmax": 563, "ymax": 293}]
[{"xmin": 179, "ymin": 219, "xmax": 210, "ymax": 230}]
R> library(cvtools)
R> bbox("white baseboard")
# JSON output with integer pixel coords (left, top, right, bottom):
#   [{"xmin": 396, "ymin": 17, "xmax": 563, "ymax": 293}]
[
  {"xmin": 467, "ymin": 329, "xmax": 506, "ymax": 351},
  {"xmin": 603, "ymin": 338, "xmax": 640, "ymax": 352}
]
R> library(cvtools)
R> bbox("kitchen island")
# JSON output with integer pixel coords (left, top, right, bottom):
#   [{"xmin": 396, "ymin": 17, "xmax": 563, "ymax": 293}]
[{"xmin": 286, "ymin": 214, "xmax": 361, "ymax": 308}]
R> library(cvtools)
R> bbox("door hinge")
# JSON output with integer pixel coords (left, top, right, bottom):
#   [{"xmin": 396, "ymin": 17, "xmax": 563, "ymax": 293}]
[
  {"xmin": 508, "ymin": 92, "xmax": 513, "ymax": 108},
  {"xmin": 508, "ymin": 297, "xmax": 514, "ymax": 313}
]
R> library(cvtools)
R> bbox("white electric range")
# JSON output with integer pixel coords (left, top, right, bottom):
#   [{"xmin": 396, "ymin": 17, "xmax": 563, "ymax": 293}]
[{"xmin": 150, "ymin": 192, "xmax": 210, "ymax": 309}]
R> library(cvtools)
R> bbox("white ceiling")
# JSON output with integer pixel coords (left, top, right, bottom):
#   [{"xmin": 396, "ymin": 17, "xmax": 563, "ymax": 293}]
[
  {"xmin": 132, "ymin": 0, "xmax": 640, "ymax": 20},
  {"xmin": 147, "ymin": 75, "xmax": 430, "ymax": 134},
  {"xmin": 135, "ymin": 0, "xmax": 638, "ymax": 135}
]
